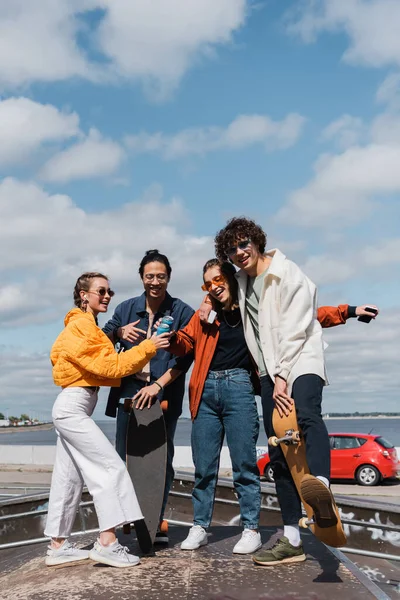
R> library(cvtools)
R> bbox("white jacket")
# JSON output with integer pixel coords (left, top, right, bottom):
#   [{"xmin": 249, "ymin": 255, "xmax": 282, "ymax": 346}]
[{"xmin": 236, "ymin": 248, "xmax": 328, "ymax": 393}]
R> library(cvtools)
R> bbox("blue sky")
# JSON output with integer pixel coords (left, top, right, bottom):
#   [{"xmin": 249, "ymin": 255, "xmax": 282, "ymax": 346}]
[{"xmin": 0, "ymin": 0, "xmax": 399, "ymax": 419}]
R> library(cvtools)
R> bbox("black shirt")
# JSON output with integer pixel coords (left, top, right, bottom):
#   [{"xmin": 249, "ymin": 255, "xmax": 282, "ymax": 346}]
[{"xmin": 209, "ymin": 308, "xmax": 252, "ymax": 372}]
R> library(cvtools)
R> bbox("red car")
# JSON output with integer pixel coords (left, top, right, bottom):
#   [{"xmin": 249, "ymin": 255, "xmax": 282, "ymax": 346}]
[{"xmin": 257, "ymin": 433, "xmax": 400, "ymax": 486}]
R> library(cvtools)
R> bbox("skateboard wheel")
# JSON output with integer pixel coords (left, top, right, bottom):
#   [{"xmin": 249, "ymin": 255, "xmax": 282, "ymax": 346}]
[
  {"xmin": 160, "ymin": 400, "xmax": 168, "ymax": 411},
  {"xmin": 268, "ymin": 436, "xmax": 279, "ymax": 447},
  {"xmin": 159, "ymin": 520, "xmax": 168, "ymax": 533},
  {"xmin": 299, "ymin": 517, "xmax": 309, "ymax": 529}
]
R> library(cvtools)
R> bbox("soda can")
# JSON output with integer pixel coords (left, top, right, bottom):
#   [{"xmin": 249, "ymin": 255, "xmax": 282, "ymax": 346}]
[{"xmin": 156, "ymin": 316, "xmax": 174, "ymax": 335}]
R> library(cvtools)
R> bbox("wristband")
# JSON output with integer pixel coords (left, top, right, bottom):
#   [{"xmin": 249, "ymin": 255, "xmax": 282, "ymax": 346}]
[{"xmin": 154, "ymin": 381, "xmax": 163, "ymax": 391}]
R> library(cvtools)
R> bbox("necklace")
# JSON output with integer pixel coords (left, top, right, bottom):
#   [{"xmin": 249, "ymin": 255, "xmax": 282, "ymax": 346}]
[{"xmin": 222, "ymin": 309, "xmax": 241, "ymax": 329}]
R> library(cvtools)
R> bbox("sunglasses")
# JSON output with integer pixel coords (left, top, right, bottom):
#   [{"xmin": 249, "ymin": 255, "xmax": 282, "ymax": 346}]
[
  {"xmin": 88, "ymin": 287, "xmax": 115, "ymax": 298},
  {"xmin": 226, "ymin": 239, "xmax": 251, "ymax": 257},
  {"xmin": 201, "ymin": 275, "xmax": 226, "ymax": 292}
]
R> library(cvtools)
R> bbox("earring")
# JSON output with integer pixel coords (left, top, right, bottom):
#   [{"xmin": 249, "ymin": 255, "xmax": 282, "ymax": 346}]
[{"xmin": 81, "ymin": 297, "xmax": 88, "ymax": 312}]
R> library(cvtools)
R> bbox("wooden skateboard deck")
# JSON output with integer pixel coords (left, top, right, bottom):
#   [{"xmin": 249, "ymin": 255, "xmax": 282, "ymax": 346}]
[
  {"xmin": 126, "ymin": 398, "xmax": 167, "ymax": 553},
  {"xmin": 271, "ymin": 405, "xmax": 346, "ymax": 548}
]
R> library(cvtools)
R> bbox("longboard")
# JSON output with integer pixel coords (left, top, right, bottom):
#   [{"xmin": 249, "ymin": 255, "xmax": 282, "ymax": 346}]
[
  {"xmin": 270, "ymin": 404, "xmax": 346, "ymax": 548},
  {"xmin": 125, "ymin": 398, "xmax": 168, "ymax": 553}
]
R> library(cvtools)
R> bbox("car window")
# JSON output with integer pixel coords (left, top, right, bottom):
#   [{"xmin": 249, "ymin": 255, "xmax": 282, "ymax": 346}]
[
  {"xmin": 375, "ymin": 436, "xmax": 394, "ymax": 449},
  {"xmin": 329, "ymin": 436, "xmax": 335, "ymax": 449},
  {"xmin": 334, "ymin": 436, "xmax": 360, "ymax": 450},
  {"xmin": 357, "ymin": 437, "xmax": 368, "ymax": 446}
]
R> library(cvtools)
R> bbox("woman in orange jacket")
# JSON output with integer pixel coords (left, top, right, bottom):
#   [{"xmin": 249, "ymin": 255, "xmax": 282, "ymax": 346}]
[{"xmin": 44, "ymin": 271, "xmax": 170, "ymax": 569}]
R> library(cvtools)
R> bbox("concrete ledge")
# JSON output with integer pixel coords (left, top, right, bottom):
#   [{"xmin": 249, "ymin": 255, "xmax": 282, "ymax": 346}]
[{"xmin": 0, "ymin": 445, "xmax": 268, "ymax": 469}]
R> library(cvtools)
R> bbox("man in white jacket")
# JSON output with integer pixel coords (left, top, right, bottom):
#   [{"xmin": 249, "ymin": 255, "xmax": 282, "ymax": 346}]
[{"xmin": 215, "ymin": 217, "xmax": 336, "ymax": 566}]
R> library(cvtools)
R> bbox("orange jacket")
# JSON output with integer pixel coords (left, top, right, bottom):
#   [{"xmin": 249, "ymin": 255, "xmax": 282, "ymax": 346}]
[
  {"xmin": 169, "ymin": 305, "xmax": 350, "ymax": 420},
  {"xmin": 51, "ymin": 308, "xmax": 157, "ymax": 388},
  {"xmin": 317, "ymin": 304, "xmax": 349, "ymax": 328}
]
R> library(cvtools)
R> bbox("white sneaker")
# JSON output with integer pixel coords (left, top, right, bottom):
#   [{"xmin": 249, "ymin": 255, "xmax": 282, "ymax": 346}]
[
  {"xmin": 232, "ymin": 529, "xmax": 262, "ymax": 554},
  {"xmin": 45, "ymin": 539, "xmax": 90, "ymax": 566},
  {"xmin": 89, "ymin": 539, "xmax": 140, "ymax": 568},
  {"xmin": 180, "ymin": 525, "xmax": 208, "ymax": 550}
]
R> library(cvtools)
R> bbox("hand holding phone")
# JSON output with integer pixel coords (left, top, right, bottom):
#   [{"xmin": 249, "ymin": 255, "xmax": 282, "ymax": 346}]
[{"xmin": 357, "ymin": 306, "xmax": 378, "ymax": 323}]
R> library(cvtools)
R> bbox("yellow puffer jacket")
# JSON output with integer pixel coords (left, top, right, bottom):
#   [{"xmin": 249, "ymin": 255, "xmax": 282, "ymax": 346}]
[{"xmin": 51, "ymin": 308, "xmax": 157, "ymax": 388}]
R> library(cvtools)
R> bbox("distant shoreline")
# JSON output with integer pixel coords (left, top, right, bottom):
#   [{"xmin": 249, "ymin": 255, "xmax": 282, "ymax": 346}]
[
  {"xmin": 0, "ymin": 423, "xmax": 54, "ymax": 434},
  {"xmin": 323, "ymin": 416, "xmax": 400, "ymax": 420}
]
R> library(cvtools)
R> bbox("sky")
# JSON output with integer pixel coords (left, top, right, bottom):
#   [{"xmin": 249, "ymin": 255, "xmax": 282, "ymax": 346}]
[{"xmin": 0, "ymin": 0, "xmax": 399, "ymax": 420}]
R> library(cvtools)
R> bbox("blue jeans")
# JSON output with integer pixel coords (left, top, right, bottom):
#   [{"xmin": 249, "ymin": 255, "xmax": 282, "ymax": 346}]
[
  {"xmin": 191, "ymin": 368, "xmax": 260, "ymax": 529},
  {"xmin": 115, "ymin": 380, "xmax": 179, "ymax": 522}
]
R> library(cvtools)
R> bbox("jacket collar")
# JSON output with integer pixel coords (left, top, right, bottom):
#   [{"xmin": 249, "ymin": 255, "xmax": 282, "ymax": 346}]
[{"xmin": 136, "ymin": 291, "xmax": 174, "ymax": 316}]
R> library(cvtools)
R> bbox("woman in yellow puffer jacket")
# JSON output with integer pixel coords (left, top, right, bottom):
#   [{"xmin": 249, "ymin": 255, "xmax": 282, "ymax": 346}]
[{"xmin": 44, "ymin": 271, "xmax": 170, "ymax": 569}]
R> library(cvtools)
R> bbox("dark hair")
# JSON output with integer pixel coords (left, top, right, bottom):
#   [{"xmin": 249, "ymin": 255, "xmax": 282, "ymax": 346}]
[
  {"xmin": 203, "ymin": 258, "xmax": 238, "ymax": 312},
  {"xmin": 138, "ymin": 249, "xmax": 172, "ymax": 279},
  {"xmin": 73, "ymin": 272, "xmax": 108, "ymax": 310},
  {"xmin": 214, "ymin": 217, "xmax": 267, "ymax": 262}
]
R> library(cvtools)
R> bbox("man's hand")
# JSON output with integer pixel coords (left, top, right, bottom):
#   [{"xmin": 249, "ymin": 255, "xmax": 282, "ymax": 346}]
[
  {"xmin": 118, "ymin": 320, "xmax": 147, "ymax": 343},
  {"xmin": 355, "ymin": 305, "xmax": 379, "ymax": 319},
  {"xmin": 133, "ymin": 384, "xmax": 161, "ymax": 410},
  {"xmin": 273, "ymin": 376, "xmax": 294, "ymax": 417},
  {"xmin": 199, "ymin": 301, "xmax": 212, "ymax": 323}
]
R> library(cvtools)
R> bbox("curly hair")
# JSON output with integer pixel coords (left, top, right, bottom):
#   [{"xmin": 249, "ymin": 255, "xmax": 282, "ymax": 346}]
[{"xmin": 214, "ymin": 217, "xmax": 267, "ymax": 261}]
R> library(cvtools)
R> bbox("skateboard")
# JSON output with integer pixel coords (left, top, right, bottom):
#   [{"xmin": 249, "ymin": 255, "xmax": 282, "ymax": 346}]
[
  {"xmin": 269, "ymin": 404, "xmax": 346, "ymax": 548},
  {"xmin": 125, "ymin": 398, "xmax": 168, "ymax": 553}
]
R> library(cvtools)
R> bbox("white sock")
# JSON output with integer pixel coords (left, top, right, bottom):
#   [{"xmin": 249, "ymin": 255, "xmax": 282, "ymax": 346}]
[
  {"xmin": 283, "ymin": 525, "xmax": 301, "ymax": 547},
  {"xmin": 316, "ymin": 475, "xmax": 330, "ymax": 488}
]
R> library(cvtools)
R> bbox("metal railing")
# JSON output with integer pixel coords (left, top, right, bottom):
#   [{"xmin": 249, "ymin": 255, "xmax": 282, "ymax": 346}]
[{"xmin": 1, "ymin": 493, "xmax": 399, "ymax": 561}]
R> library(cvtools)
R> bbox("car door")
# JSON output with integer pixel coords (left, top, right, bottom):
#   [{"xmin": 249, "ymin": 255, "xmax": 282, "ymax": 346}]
[{"xmin": 331, "ymin": 435, "xmax": 362, "ymax": 479}]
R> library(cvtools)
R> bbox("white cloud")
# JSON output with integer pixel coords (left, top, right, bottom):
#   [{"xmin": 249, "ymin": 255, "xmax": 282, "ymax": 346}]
[
  {"xmin": 0, "ymin": 0, "xmax": 249, "ymax": 97},
  {"xmin": 286, "ymin": 0, "xmax": 400, "ymax": 69},
  {"xmin": 0, "ymin": 349, "xmax": 54, "ymax": 419},
  {"xmin": 321, "ymin": 114, "xmax": 364, "ymax": 149},
  {"xmin": 323, "ymin": 310, "xmax": 400, "ymax": 413},
  {"xmin": 0, "ymin": 1, "xmax": 94, "ymax": 89},
  {"xmin": 96, "ymin": 0, "xmax": 248, "ymax": 98},
  {"xmin": 125, "ymin": 113, "xmax": 306, "ymax": 159},
  {"xmin": 376, "ymin": 72, "xmax": 400, "ymax": 108},
  {"xmin": 0, "ymin": 97, "xmax": 79, "ymax": 166},
  {"xmin": 0, "ymin": 178, "xmax": 212, "ymax": 327},
  {"xmin": 40, "ymin": 129, "xmax": 125, "ymax": 183},
  {"xmin": 370, "ymin": 112, "xmax": 400, "ymax": 144}
]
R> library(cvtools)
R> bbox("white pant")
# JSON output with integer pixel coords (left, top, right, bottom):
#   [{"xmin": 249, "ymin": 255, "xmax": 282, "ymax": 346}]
[{"xmin": 44, "ymin": 387, "xmax": 143, "ymax": 538}]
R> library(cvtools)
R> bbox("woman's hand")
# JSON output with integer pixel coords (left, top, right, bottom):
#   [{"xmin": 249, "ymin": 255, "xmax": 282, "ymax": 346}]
[
  {"xmin": 118, "ymin": 319, "xmax": 146, "ymax": 343},
  {"xmin": 199, "ymin": 301, "xmax": 212, "ymax": 323},
  {"xmin": 150, "ymin": 331, "xmax": 171, "ymax": 350},
  {"xmin": 273, "ymin": 376, "xmax": 294, "ymax": 417},
  {"xmin": 133, "ymin": 384, "xmax": 161, "ymax": 410}
]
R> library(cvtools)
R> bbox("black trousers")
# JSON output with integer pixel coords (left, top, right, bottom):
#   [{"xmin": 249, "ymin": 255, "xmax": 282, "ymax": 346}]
[{"xmin": 260, "ymin": 374, "xmax": 330, "ymax": 525}]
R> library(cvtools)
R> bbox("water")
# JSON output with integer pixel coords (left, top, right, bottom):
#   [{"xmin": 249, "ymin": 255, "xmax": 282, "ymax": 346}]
[{"xmin": 1, "ymin": 417, "xmax": 399, "ymax": 447}]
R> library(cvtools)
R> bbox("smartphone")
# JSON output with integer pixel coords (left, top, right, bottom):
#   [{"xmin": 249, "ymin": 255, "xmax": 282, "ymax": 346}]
[
  {"xmin": 207, "ymin": 310, "xmax": 217, "ymax": 324},
  {"xmin": 357, "ymin": 307, "xmax": 378, "ymax": 323}
]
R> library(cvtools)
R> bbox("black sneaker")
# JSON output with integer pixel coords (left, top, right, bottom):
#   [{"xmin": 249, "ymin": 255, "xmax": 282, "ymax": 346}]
[
  {"xmin": 252, "ymin": 537, "xmax": 306, "ymax": 566},
  {"xmin": 154, "ymin": 530, "xmax": 169, "ymax": 544},
  {"xmin": 300, "ymin": 474, "xmax": 338, "ymax": 528}
]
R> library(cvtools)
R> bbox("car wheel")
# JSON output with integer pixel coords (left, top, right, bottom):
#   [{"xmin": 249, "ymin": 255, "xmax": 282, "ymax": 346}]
[
  {"xmin": 264, "ymin": 464, "xmax": 274, "ymax": 483},
  {"xmin": 355, "ymin": 465, "xmax": 381, "ymax": 486}
]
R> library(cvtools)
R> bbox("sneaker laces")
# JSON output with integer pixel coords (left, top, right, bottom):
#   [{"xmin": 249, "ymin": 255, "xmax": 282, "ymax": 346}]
[
  {"xmin": 113, "ymin": 542, "xmax": 130, "ymax": 558},
  {"xmin": 189, "ymin": 525, "xmax": 205, "ymax": 539},
  {"xmin": 242, "ymin": 529, "xmax": 257, "ymax": 540}
]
